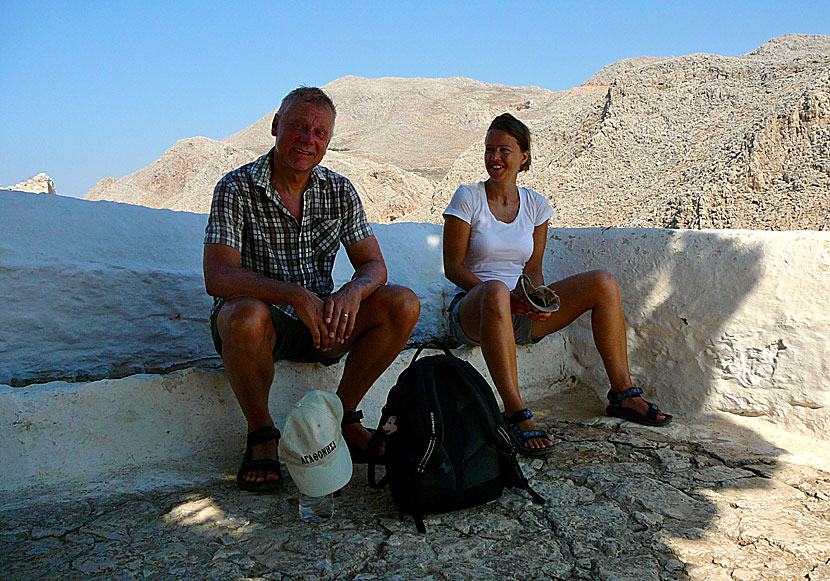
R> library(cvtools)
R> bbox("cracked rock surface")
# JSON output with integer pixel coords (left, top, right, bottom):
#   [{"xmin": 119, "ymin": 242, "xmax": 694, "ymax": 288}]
[{"xmin": 3, "ymin": 417, "xmax": 829, "ymax": 580}]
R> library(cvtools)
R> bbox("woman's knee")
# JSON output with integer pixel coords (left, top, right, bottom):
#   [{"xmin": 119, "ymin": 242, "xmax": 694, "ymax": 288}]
[
  {"xmin": 588, "ymin": 269, "xmax": 621, "ymax": 299},
  {"xmin": 218, "ymin": 298, "xmax": 274, "ymax": 346},
  {"xmin": 477, "ymin": 280, "xmax": 512, "ymax": 317}
]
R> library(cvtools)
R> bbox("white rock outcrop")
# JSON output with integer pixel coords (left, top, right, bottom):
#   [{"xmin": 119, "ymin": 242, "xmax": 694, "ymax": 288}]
[{"xmin": 1, "ymin": 173, "xmax": 56, "ymax": 194}]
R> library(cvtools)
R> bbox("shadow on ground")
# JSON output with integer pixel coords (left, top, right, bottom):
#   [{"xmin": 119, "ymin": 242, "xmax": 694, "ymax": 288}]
[{"xmin": 3, "ymin": 392, "xmax": 830, "ymax": 580}]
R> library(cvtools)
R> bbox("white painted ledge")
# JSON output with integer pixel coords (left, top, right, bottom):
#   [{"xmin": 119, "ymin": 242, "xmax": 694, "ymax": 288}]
[{"xmin": 1, "ymin": 191, "xmax": 828, "ymax": 494}]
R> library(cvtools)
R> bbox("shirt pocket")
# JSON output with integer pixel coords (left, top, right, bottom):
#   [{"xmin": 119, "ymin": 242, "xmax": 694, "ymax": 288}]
[{"xmin": 310, "ymin": 218, "xmax": 341, "ymax": 258}]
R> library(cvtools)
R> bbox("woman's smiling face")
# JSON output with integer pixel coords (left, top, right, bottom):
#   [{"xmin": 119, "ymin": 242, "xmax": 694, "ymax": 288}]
[{"xmin": 484, "ymin": 129, "xmax": 529, "ymax": 183}]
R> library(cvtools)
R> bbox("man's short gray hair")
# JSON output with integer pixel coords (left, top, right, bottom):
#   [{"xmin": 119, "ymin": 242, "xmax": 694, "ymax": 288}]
[{"xmin": 277, "ymin": 86, "xmax": 337, "ymax": 121}]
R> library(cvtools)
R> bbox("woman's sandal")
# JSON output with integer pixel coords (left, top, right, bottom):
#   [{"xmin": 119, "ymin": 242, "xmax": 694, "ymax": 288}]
[
  {"xmin": 504, "ymin": 408, "xmax": 556, "ymax": 457},
  {"xmin": 606, "ymin": 387, "xmax": 673, "ymax": 427},
  {"xmin": 342, "ymin": 410, "xmax": 385, "ymax": 465},
  {"xmin": 237, "ymin": 425, "xmax": 282, "ymax": 492}
]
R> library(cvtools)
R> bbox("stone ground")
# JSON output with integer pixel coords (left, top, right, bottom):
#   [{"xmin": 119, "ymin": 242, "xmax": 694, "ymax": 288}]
[{"xmin": 3, "ymin": 396, "xmax": 830, "ymax": 581}]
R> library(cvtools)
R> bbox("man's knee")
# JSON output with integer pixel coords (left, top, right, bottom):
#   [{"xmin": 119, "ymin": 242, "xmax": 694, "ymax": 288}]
[
  {"xmin": 373, "ymin": 285, "xmax": 421, "ymax": 328},
  {"xmin": 217, "ymin": 298, "xmax": 275, "ymax": 347}
]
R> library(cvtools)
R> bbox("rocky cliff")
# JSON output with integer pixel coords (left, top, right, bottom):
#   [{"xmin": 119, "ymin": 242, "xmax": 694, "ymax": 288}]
[
  {"xmin": 2, "ymin": 173, "xmax": 56, "ymax": 195},
  {"xmin": 85, "ymin": 34, "xmax": 830, "ymax": 230}
]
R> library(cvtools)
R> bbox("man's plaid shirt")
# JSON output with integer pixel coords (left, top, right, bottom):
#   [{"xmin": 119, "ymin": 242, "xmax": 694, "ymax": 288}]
[{"xmin": 204, "ymin": 149, "xmax": 374, "ymax": 319}]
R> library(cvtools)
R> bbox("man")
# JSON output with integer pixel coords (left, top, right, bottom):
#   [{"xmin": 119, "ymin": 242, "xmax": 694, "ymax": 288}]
[{"xmin": 203, "ymin": 86, "xmax": 420, "ymax": 491}]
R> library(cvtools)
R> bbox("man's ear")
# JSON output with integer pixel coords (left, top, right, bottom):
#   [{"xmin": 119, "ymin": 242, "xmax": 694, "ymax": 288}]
[{"xmin": 271, "ymin": 113, "xmax": 280, "ymax": 136}]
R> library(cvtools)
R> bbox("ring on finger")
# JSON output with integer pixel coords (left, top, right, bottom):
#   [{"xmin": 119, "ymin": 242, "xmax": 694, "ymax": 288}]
[{"xmin": 342, "ymin": 313, "xmax": 349, "ymax": 318}]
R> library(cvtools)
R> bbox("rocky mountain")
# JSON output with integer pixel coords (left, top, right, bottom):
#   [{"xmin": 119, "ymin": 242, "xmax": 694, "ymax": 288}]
[
  {"xmin": 2, "ymin": 173, "xmax": 56, "ymax": 195},
  {"xmin": 85, "ymin": 34, "xmax": 830, "ymax": 230}
]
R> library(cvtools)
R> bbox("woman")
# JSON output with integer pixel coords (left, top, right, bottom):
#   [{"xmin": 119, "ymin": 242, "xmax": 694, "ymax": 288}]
[{"xmin": 442, "ymin": 113, "xmax": 671, "ymax": 457}]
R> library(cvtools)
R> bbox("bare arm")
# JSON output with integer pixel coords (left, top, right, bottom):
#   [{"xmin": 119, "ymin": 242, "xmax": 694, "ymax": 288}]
[
  {"xmin": 203, "ymin": 243, "xmax": 304, "ymax": 304},
  {"xmin": 518, "ymin": 221, "xmax": 551, "ymax": 320},
  {"xmin": 442, "ymin": 215, "xmax": 484, "ymax": 291},
  {"xmin": 522, "ymin": 221, "xmax": 549, "ymax": 287},
  {"xmin": 324, "ymin": 235, "xmax": 388, "ymax": 344},
  {"xmin": 203, "ymin": 243, "xmax": 330, "ymax": 347},
  {"xmin": 343, "ymin": 235, "xmax": 387, "ymax": 300}
]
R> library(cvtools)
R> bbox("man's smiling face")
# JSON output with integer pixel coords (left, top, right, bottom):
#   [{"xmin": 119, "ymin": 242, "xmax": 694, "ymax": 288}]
[{"xmin": 271, "ymin": 101, "xmax": 335, "ymax": 174}]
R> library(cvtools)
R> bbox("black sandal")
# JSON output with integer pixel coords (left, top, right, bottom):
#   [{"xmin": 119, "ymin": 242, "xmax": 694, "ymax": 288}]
[
  {"xmin": 606, "ymin": 387, "xmax": 672, "ymax": 427},
  {"xmin": 504, "ymin": 409, "xmax": 555, "ymax": 457},
  {"xmin": 342, "ymin": 410, "xmax": 385, "ymax": 465},
  {"xmin": 237, "ymin": 426, "xmax": 282, "ymax": 492}
]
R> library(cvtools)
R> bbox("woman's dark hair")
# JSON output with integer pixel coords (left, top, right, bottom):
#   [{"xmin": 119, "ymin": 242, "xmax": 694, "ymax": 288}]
[{"xmin": 487, "ymin": 113, "xmax": 531, "ymax": 172}]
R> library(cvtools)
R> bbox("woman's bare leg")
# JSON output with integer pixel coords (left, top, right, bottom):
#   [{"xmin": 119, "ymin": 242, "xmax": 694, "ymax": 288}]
[
  {"xmin": 531, "ymin": 270, "xmax": 666, "ymax": 420},
  {"xmin": 457, "ymin": 280, "xmax": 552, "ymax": 450}
]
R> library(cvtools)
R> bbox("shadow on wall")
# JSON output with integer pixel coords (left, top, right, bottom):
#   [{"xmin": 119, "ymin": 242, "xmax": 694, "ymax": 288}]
[
  {"xmin": 547, "ymin": 228, "xmax": 769, "ymax": 418},
  {"xmin": 540, "ymin": 227, "xmax": 810, "ymax": 571}
]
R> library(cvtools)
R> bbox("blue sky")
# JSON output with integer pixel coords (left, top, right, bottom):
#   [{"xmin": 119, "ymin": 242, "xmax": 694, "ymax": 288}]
[{"xmin": 1, "ymin": 1, "xmax": 827, "ymax": 198}]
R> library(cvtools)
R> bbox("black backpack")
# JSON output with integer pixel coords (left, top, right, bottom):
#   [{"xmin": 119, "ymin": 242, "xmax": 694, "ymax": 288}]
[{"xmin": 368, "ymin": 343, "xmax": 545, "ymax": 532}]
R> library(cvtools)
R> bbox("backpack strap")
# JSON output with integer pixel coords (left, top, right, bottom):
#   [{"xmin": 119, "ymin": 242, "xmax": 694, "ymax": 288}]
[
  {"xmin": 409, "ymin": 340, "xmax": 453, "ymax": 366},
  {"xmin": 367, "ymin": 428, "xmax": 389, "ymax": 489},
  {"xmin": 413, "ymin": 512, "xmax": 427, "ymax": 534},
  {"xmin": 494, "ymin": 435, "xmax": 546, "ymax": 505}
]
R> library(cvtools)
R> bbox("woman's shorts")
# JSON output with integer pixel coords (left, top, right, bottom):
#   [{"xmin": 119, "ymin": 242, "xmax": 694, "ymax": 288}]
[{"xmin": 446, "ymin": 292, "xmax": 538, "ymax": 346}]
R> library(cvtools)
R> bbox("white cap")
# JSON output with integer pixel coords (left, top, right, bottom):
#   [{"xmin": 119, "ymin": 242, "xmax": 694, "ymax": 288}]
[{"xmin": 279, "ymin": 390, "xmax": 353, "ymax": 497}]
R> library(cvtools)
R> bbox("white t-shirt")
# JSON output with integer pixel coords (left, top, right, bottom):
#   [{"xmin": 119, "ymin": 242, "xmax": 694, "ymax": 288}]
[{"xmin": 443, "ymin": 181, "xmax": 553, "ymax": 294}]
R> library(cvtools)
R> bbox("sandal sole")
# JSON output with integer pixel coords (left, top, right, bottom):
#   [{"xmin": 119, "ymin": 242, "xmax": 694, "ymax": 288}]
[
  {"xmin": 606, "ymin": 405, "xmax": 673, "ymax": 427},
  {"xmin": 517, "ymin": 444, "xmax": 556, "ymax": 458}
]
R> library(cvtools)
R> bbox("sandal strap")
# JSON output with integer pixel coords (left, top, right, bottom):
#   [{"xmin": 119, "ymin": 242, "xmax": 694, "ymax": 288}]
[
  {"xmin": 646, "ymin": 401, "xmax": 661, "ymax": 420},
  {"xmin": 505, "ymin": 408, "xmax": 533, "ymax": 424},
  {"xmin": 607, "ymin": 386, "xmax": 643, "ymax": 404},
  {"xmin": 246, "ymin": 426, "xmax": 281, "ymax": 447},
  {"xmin": 516, "ymin": 429, "xmax": 548, "ymax": 442},
  {"xmin": 342, "ymin": 409, "xmax": 364, "ymax": 427},
  {"xmin": 509, "ymin": 424, "xmax": 551, "ymax": 445}
]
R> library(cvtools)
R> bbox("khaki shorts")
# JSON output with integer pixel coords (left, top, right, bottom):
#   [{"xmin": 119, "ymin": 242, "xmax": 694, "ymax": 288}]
[
  {"xmin": 210, "ymin": 299, "xmax": 343, "ymax": 366},
  {"xmin": 446, "ymin": 292, "xmax": 539, "ymax": 346}
]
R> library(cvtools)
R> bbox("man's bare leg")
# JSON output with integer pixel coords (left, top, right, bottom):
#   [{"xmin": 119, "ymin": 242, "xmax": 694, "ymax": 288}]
[
  {"xmin": 334, "ymin": 285, "xmax": 421, "ymax": 449},
  {"xmin": 216, "ymin": 297, "xmax": 279, "ymax": 485}
]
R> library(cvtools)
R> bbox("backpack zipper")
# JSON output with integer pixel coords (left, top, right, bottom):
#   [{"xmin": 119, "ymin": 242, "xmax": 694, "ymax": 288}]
[{"xmin": 416, "ymin": 411, "xmax": 437, "ymax": 474}]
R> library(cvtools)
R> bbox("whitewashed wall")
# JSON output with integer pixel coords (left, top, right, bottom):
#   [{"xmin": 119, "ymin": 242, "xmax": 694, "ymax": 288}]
[
  {"xmin": 545, "ymin": 228, "xmax": 830, "ymax": 438},
  {"xmin": 1, "ymin": 191, "xmax": 828, "ymax": 494},
  {"xmin": 0, "ymin": 190, "xmax": 447, "ymax": 386}
]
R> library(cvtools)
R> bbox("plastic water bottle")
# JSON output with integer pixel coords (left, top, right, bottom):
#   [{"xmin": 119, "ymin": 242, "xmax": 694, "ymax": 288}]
[{"xmin": 298, "ymin": 491, "xmax": 334, "ymax": 523}]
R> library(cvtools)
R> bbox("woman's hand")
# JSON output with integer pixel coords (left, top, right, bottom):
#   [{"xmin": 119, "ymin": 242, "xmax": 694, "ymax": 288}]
[
  {"xmin": 510, "ymin": 291, "xmax": 532, "ymax": 315},
  {"xmin": 510, "ymin": 292, "xmax": 552, "ymax": 321}
]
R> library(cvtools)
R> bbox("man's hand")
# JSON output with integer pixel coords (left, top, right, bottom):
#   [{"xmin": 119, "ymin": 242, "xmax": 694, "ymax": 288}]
[
  {"xmin": 292, "ymin": 288, "xmax": 329, "ymax": 350},
  {"xmin": 324, "ymin": 283, "xmax": 363, "ymax": 346}
]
